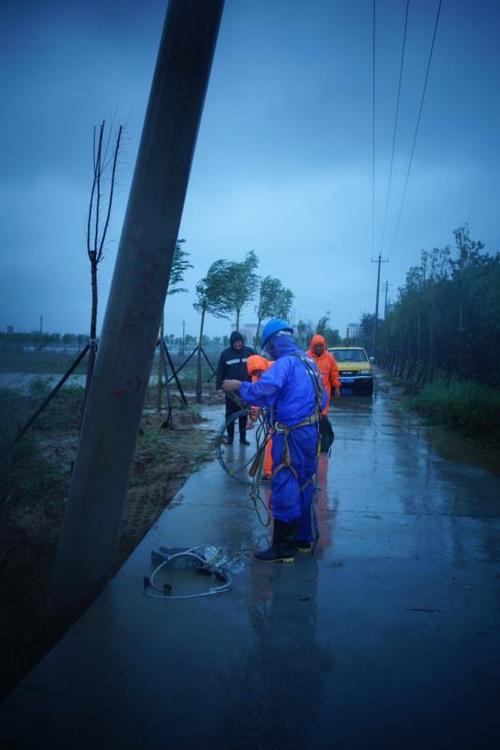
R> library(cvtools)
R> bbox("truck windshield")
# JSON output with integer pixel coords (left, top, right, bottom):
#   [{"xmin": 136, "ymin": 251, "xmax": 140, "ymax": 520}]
[{"xmin": 333, "ymin": 349, "xmax": 368, "ymax": 363}]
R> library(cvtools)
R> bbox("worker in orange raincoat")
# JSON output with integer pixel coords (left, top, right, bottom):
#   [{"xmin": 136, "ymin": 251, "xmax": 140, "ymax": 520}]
[
  {"xmin": 307, "ymin": 334, "xmax": 340, "ymax": 452},
  {"xmin": 246, "ymin": 355, "xmax": 273, "ymax": 478}
]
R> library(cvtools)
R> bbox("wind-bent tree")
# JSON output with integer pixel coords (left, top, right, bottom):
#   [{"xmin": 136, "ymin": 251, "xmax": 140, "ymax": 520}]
[
  {"xmin": 193, "ymin": 260, "xmax": 234, "ymax": 402},
  {"xmin": 275, "ymin": 287, "xmax": 294, "ymax": 320},
  {"xmin": 254, "ymin": 275, "xmax": 294, "ymax": 345},
  {"xmin": 255, "ymin": 276, "xmax": 282, "ymax": 345},
  {"xmin": 225, "ymin": 250, "xmax": 260, "ymax": 329},
  {"xmin": 85, "ymin": 119, "xmax": 123, "ymax": 391},
  {"xmin": 166, "ymin": 239, "xmax": 193, "ymax": 296}
]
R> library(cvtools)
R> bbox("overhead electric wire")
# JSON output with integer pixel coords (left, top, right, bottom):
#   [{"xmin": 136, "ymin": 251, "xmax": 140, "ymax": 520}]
[
  {"xmin": 389, "ymin": 0, "xmax": 443, "ymax": 256},
  {"xmin": 371, "ymin": 0, "xmax": 376, "ymax": 257},
  {"xmin": 380, "ymin": 0, "xmax": 410, "ymax": 254}
]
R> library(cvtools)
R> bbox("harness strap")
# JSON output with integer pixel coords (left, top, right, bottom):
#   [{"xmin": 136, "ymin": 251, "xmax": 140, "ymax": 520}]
[
  {"xmin": 274, "ymin": 413, "xmax": 319, "ymax": 433},
  {"xmin": 271, "ymin": 414, "xmax": 318, "ymax": 481},
  {"xmin": 269, "ymin": 353, "xmax": 323, "ymax": 484},
  {"xmin": 300, "ymin": 476, "xmax": 315, "ymax": 492}
]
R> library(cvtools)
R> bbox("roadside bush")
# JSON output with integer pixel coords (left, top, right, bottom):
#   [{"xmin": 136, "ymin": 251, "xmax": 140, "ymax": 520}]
[
  {"xmin": 406, "ymin": 378, "xmax": 500, "ymax": 442},
  {"xmin": 0, "ymin": 388, "xmax": 38, "ymax": 505}
]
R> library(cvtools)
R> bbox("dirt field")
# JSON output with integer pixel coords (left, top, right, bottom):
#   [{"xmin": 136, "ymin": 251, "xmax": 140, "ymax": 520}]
[{"xmin": 0, "ymin": 387, "xmax": 218, "ymax": 699}]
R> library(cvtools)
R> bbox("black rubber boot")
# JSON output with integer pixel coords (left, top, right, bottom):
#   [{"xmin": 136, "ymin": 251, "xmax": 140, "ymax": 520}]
[
  {"xmin": 294, "ymin": 540, "xmax": 313, "ymax": 554},
  {"xmin": 255, "ymin": 520, "xmax": 298, "ymax": 563},
  {"xmin": 295, "ymin": 528, "xmax": 319, "ymax": 554}
]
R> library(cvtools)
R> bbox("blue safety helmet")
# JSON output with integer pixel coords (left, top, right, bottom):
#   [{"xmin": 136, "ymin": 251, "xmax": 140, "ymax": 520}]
[{"xmin": 261, "ymin": 318, "xmax": 294, "ymax": 350}]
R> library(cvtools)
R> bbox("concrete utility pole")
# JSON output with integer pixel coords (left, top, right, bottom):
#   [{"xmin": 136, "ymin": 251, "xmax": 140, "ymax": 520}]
[
  {"xmin": 48, "ymin": 0, "xmax": 224, "ymax": 631},
  {"xmin": 371, "ymin": 253, "xmax": 388, "ymax": 360}
]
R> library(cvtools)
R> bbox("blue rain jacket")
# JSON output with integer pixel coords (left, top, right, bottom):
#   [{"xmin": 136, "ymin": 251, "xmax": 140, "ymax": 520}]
[{"xmin": 239, "ymin": 336, "xmax": 326, "ymax": 534}]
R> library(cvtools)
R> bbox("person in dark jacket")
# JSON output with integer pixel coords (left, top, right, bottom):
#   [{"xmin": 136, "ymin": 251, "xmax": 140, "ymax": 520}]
[{"xmin": 216, "ymin": 331, "xmax": 255, "ymax": 445}]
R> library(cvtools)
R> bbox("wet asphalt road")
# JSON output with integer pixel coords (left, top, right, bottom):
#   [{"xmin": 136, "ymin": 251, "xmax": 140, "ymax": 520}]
[{"xmin": 1, "ymin": 374, "xmax": 499, "ymax": 749}]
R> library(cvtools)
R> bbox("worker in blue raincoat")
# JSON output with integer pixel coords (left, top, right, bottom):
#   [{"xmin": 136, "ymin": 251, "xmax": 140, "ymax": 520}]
[{"xmin": 222, "ymin": 319, "xmax": 326, "ymax": 563}]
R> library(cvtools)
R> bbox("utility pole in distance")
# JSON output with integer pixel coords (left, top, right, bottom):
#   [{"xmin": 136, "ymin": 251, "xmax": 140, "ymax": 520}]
[
  {"xmin": 384, "ymin": 280, "xmax": 391, "ymax": 318},
  {"xmin": 371, "ymin": 253, "xmax": 389, "ymax": 360},
  {"xmin": 48, "ymin": 0, "xmax": 225, "ymax": 633}
]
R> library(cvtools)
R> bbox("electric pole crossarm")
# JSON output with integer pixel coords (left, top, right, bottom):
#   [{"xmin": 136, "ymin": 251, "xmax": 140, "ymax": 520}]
[{"xmin": 48, "ymin": 0, "xmax": 225, "ymax": 632}]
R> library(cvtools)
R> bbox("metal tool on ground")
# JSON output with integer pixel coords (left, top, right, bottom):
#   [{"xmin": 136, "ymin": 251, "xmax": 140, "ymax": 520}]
[{"xmin": 142, "ymin": 545, "xmax": 243, "ymax": 600}]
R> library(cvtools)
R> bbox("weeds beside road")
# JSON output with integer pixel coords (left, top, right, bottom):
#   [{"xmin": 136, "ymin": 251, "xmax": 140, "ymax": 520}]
[{"xmin": 405, "ymin": 378, "xmax": 500, "ymax": 446}]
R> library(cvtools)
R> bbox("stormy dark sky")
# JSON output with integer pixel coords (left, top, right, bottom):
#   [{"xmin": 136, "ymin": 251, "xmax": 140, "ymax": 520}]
[{"xmin": 1, "ymin": 0, "xmax": 499, "ymax": 340}]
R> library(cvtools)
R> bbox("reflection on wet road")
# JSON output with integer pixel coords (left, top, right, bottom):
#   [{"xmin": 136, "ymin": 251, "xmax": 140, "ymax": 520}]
[{"xmin": 228, "ymin": 374, "xmax": 500, "ymax": 748}]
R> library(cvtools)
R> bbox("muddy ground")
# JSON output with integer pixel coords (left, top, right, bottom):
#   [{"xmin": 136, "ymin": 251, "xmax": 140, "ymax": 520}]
[{"xmin": 0, "ymin": 392, "xmax": 218, "ymax": 699}]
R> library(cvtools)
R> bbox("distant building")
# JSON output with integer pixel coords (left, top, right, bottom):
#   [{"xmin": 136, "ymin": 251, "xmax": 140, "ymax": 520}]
[{"xmin": 6, "ymin": 325, "xmax": 14, "ymax": 334}]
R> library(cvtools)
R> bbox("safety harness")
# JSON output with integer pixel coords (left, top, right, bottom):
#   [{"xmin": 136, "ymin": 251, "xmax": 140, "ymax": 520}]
[
  {"xmin": 240, "ymin": 351, "xmax": 324, "ymax": 527},
  {"xmin": 270, "ymin": 352, "xmax": 324, "ymax": 488}
]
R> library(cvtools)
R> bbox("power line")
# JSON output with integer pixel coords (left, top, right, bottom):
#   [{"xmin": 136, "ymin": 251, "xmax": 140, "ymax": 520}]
[
  {"xmin": 380, "ymin": 0, "xmax": 410, "ymax": 254},
  {"xmin": 389, "ymin": 0, "xmax": 443, "ymax": 256},
  {"xmin": 371, "ymin": 0, "xmax": 376, "ymax": 257}
]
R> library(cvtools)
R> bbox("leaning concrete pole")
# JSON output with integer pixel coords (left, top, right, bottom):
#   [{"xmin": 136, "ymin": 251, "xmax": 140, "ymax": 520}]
[{"xmin": 48, "ymin": 0, "xmax": 224, "ymax": 630}]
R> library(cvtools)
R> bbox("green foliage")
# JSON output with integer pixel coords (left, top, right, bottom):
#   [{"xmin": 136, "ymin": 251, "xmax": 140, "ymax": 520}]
[
  {"xmin": 406, "ymin": 379, "xmax": 500, "ymax": 442},
  {"xmin": 195, "ymin": 251, "xmax": 260, "ymax": 329},
  {"xmin": 255, "ymin": 276, "xmax": 295, "ymax": 344},
  {"xmin": 0, "ymin": 388, "xmax": 42, "ymax": 506},
  {"xmin": 194, "ymin": 259, "xmax": 233, "ymax": 319},
  {"xmin": 28, "ymin": 377, "xmax": 52, "ymax": 399},
  {"xmin": 376, "ymin": 228, "xmax": 500, "ymax": 389},
  {"xmin": 359, "ymin": 313, "xmax": 376, "ymax": 339},
  {"xmin": 275, "ymin": 288, "xmax": 294, "ymax": 319},
  {"xmin": 225, "ymin": 250, "xmax": 260, "ymax": 327},
  {"xmin": 167, "ymin": 239, "xmax": 193, "ymax": 296},
  {"xmin": 315, "ymin": 312, "xmax": 341, "ymax": 348},
  {"xmin": 0, "ymin": 388, "xmax": 31, "ymax": 456}
]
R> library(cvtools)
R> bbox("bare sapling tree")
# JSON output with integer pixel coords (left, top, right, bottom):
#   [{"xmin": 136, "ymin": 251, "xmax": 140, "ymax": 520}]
[{"xmin": 85, "ymin": 119, "xmax": 123, "ymax": 393}]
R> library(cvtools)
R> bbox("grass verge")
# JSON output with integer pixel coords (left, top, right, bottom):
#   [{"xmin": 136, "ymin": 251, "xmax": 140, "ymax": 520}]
[{"xmin": 405, "ymin": 378, "xmax": 500, "ymax": 444}]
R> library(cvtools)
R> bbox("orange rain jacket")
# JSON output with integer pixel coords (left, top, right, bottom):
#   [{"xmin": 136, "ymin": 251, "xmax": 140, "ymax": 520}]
[
  {"xmin": 246, "ymin": 355, "xmax": 273, "ymax": 478},
  {"xmin": 307, "ymin": 334, "xmax": 340, "ymax": 415}
]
